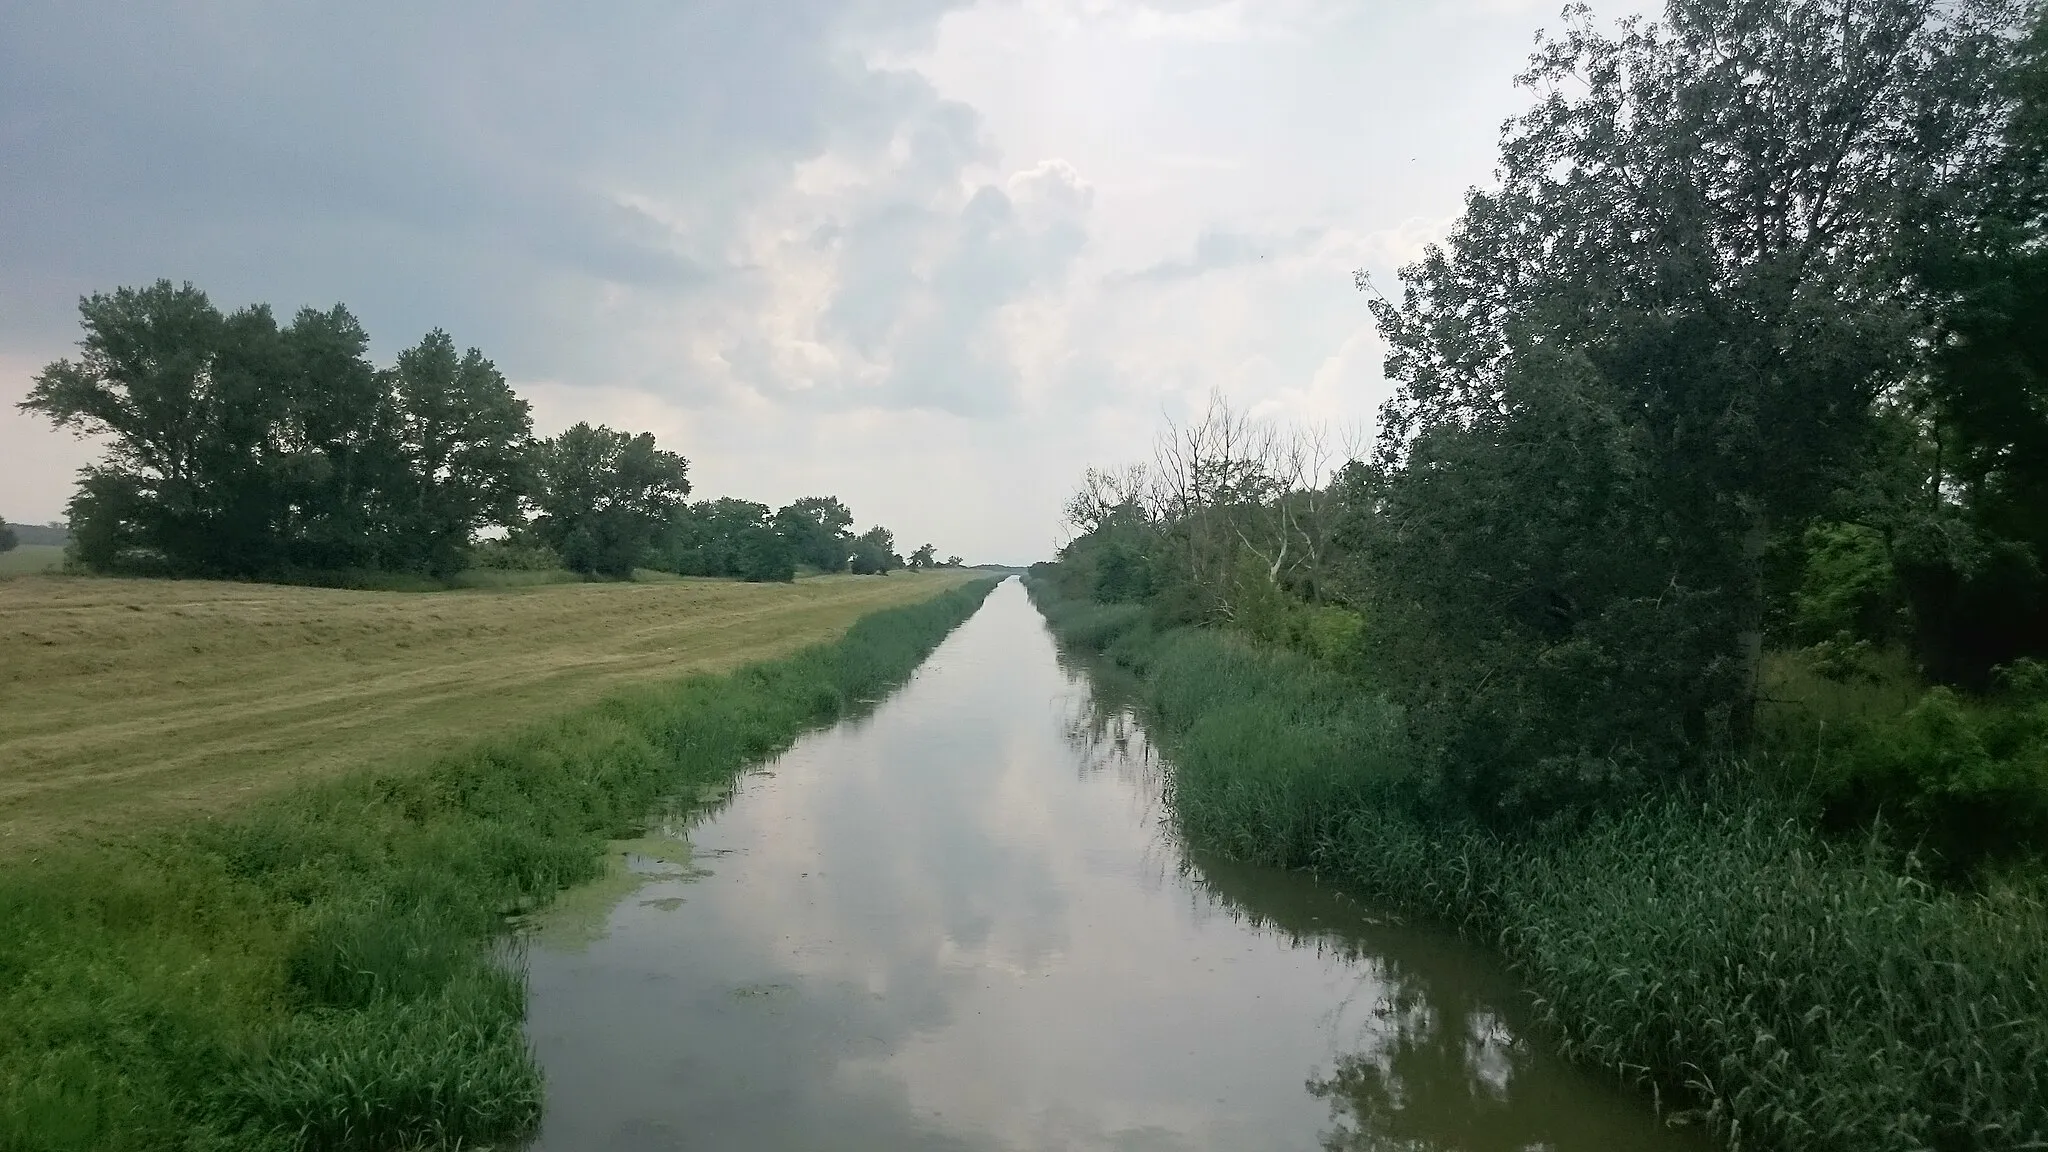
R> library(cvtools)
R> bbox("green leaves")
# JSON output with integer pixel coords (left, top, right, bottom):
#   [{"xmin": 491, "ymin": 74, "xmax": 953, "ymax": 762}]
[
  {"xmin": 527, "ymin": 422, "xmax": 690, "ymax": 578},
  {"xmin": 18, "ymin": 284, "xmax": 539, "ymax": 580},
  {"xmin": 1350, "ymin": 0, "xmax": 2041, "ymax": 811}
]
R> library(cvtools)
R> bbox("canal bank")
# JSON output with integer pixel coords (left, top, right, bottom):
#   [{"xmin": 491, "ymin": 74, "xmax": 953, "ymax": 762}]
[{"xmin": 522, "ymin": 578, "xmax": 1705, "ymax": 1151}]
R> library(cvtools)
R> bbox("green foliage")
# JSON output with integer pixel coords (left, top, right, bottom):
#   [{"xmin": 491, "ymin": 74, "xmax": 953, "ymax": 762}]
[
  {"xmin": 1792, "ymin": 522, "xmax": 1904, "ymax": 649},
  {"xmin": 0, "ymin": 579, "xmax": 997, "ymax": 1151},
  {"xmin": 1033, "ymin": 578, "xmax": 2048, "ymax": 1152},
  {"xmin": 0, "ymin": 517, "xmax": 14, "ymax": 554},
  {"xmin": 1346, "ymin": 0, "xmax": 2031, "ymax": 813},
  {"xmin": 773, "ymin": 496, "xmax": 855, "ymax": 573},
  {"xmin": 1894, "ymin": 512, "xmax": 2046, "ymax": 687},
  {"xmin": 1909, "ymin": 6, "xmax": 2048, "ymax": 682},
  {"xmin": 381, "ymin": 332, "xmax": 533, "ymax": 578},
  {"xmin": 466, "ymin": 535, "xmax": 564, "ymax": 572},
  {"xmin": 848, "ymin": 526, "xmax": 900, "ymax": 575},
  {"xmin": 736, "ymin": 526, "xmax": 796, "ymax": 583},
  {"xmin": 1351, "ymin": 348, "xmax": 1744, "ymax": 820},
  {"xmin": 1767, "ymin": 650, "xmax": 2048, "ymax": 869},
  {"xmin": 528, "ymin": 423, "xmax": 691, "ymax": 578},
  {"xmin": 661, "ymin": 498, "xmax": 795, "ymax": 582},
  {"xmin": 18, "ymin": 282, "xmax": 535, "ymax": 580}
]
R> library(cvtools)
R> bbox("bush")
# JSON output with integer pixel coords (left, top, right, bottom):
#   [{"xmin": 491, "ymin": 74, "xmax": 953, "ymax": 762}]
[
  {"xmin": 1812, "ymin": 665, "xmax": 2048, "ymax": 869},
  {"xmin": 467, "ymin": 536, "xmax": 564, "ymax": 572}
]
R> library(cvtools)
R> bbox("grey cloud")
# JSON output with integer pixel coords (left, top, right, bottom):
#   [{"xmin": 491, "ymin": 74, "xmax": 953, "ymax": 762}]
[
  {"xmin": 0, "ymin": 0, "xmax": 974, "ymax": 379},
  {"xmin": 803, "ymin": 161, "xmax": 1091, "ymax": 419},
  {"xmin": 1115, "ymin": 224, "xmax": 1325, "ymax": 284}
]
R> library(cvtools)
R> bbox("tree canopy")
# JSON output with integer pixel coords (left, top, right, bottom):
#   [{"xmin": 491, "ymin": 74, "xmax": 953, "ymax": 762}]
[
  {"xmin": 21, "ymin": 281, "xmax": 946, "ymax": 586},
  {"xmin": 528, "ymin": 423, "xmax": 691, "ymax": 578},
  {"xmin": 1048, "ymin": 0, "xmax": 2048, "ymax": 826}
]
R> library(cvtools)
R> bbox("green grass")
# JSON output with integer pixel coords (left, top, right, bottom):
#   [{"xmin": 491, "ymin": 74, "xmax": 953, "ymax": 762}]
[
  {"xmin": 0, "ymin": 578, "xmax": 999, "ymax": 1151},
  {"xmin": 1030, "ymin": 579, "xmax": 2048, "ymax": 1152},
  {"xmin": 0, "ymin": 545, "xmax": 65, "ymax": 576},
  {"xmin": 2, "ymin": 570, "xmax": 977, "ymax": 850}
]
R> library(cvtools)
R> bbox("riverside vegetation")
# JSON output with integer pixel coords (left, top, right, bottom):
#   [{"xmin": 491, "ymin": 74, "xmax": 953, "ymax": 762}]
[
  {"xmin": 1033, "ymin": 2, "xmax": 2048, "ymax": 1149},
  {"xmin": 0, "ymin": 577, "xmax": 996, "ymax": 1151},
  {"xmin": 1030, "ymin": 590, "xmax": 2047, "ymax": 1151}
]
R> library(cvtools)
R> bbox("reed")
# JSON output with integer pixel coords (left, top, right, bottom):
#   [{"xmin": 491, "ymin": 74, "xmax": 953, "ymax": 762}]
[{"xmin": 1030, "ymin": 578, "xmax": 2048, "ymax": 1152}]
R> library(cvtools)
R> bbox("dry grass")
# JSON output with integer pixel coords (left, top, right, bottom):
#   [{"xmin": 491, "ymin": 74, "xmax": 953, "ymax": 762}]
[{"xmin": 0, "ymin": 571, "xmax": 973, "ymax": 851}]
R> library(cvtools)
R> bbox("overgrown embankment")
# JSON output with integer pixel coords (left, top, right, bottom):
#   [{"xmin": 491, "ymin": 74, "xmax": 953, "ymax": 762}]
[
  {"xmin": 0, "ymin": 577, "xmax": 998, "ymax": 1152},
  {"xmin": 1031, "ymin": 583, "xmax": 2048, "ymax": 1152}
]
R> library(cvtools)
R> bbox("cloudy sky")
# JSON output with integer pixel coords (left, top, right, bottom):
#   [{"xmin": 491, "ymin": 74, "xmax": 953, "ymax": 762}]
[{"xmin": 0, "ymin": 0, "xmax": 1654, "ymax": 564}]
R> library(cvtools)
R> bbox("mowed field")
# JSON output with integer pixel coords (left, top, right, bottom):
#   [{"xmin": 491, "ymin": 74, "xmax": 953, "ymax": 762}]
[
  {"xmin": 0, "ymin": 571, "xmax": 975, "ymax": 851},
  {"xmin": 0, "ymin": 545, "xmax": 64, "ymax": 576}
]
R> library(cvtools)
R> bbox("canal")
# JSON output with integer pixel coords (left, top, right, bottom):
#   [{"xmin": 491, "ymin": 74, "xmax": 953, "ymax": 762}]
[{"xmin": 522, "ymin": 577, "xmax": 1711, "ymax": 1151}]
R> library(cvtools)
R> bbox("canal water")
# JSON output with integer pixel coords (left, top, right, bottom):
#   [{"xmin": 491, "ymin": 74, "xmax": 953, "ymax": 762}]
[{"xmin": 522, "ymin": 578, "xmax": 1711, "ymax": 1151}]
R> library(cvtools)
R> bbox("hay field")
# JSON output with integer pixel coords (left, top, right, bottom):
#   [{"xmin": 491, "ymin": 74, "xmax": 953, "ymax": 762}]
[
  {"xmin": 0, "ymin": 571, "xmax": 975, "ymax": 851},
  {"xmin": 0, "ymin": 545, "xmax": 64, "ymax": 576}
]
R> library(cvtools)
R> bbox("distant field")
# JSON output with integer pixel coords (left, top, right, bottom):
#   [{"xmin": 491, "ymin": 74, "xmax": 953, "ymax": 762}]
[
  {"xmin": 0, "ymin": 545, "xmax": 64, "ymax": 576},
  {"xmin": 0, "ymin": 570, "xmax": 975, "ymax": 851}
]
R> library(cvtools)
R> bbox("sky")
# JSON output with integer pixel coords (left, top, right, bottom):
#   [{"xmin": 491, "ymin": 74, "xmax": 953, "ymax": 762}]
[{"xmin": 0, "ymin": 0, "xmax": 1657, "ymax": 565}]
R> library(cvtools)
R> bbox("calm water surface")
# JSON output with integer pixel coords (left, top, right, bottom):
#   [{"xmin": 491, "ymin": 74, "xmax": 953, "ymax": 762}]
[{"xmin": 523, "ymin": 579, "xmax": 1712, "ymax": 1151}]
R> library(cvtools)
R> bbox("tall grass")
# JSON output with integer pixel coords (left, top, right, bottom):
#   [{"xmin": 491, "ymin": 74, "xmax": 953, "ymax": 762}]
[
  {"xmin": 1029, "ymin": 578, "xmax": 2048, "ymax": 1152},
  {"xmin": 0, "ymin": 578, "xmax": 998, "ymax": 1152}
]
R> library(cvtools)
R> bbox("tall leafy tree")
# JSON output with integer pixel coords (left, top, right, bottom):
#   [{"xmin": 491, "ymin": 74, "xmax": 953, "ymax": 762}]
[
  {"xmin": 528, "ymin": 422, "xmax": 691, "ymax": 578},
  {"xmin": 277, "ymin": 305, "xmax": 393, "ymax": 570},
  {"xmin": 0, "ymin": 517, "xmax": 16, "ymax": 554},
  {"xmin": 664, "ymin": 498, "xmax": 775, "ymax": 578},
  {"xmin": 383, "ymin": 330, "xmax": 532, "ymax": 575},
  {"xmin": 22, "ymin": 280, "xmax": 232, "ymax": 572},
  {"xmin": 774, "ymin": 496, "xmax": 855, "ymax": 572},
  {"xmin": 849, "ymin": 526, "xmax": 900, "ymax": 575},
  {"xmin": 909, "ymin": 543, "xmax": 937, "ymax": 570},
  {"xmin": 1352, "ymin": 0, "xmax": 2027, "ymax": 815},
  {"xmin": 1903, "ymin": 5, "xmax": 2048, "ymax": 681}
]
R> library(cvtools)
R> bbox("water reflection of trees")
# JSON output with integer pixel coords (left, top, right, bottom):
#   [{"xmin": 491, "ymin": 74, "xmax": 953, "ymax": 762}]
[
  {"xmin": 1054, "ymin": 655, "xmax": 1694, "ymax": 1152},
  {"xmin": 1203, "ymin": 847, "xmax": 1695, "ymax": 1152}
]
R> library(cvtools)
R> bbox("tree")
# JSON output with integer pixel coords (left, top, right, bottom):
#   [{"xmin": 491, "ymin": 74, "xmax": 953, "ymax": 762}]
[
  {"xmin": 945, "ymin": 555, "xmax": 964, "ymax": 568},
  {"xmin": 276, "ymin": 304, "xmax": 392, "ymax": 571},
  {"xmin": 737, "ymin": 525, "xmax": 796, "ymax": 583},
  {"xmin": 909, "ymin": 543, "xmax": 937, "ymax": 570},
  {"xmin": 849, "ymin": 526, "xmax": 899, "ymax": 574},
  {"xmin": 774, "ymin": 496, "xmax": 855, "ymax": 572},
  {"xmin": 383, "ymin": 330, "xmax": 533, "ymax": 575},
  {"xmin": 528, "ymin": 422, "xmax": 690, "ymax": 578},
  {"xmin": 662, "ymin": 498, "xmax": 785, "ymax": 579},
  {"xmin": 22, "ymin": 280, "xmax": 240, "ymax": 573},
  {"xmin": 1901, "ymin": 5, "xmax": 2048, "ymax": 682},
  {"xmin": 0, "ymin": 517, "xmax": 16, "ymax": 554},
  {"xmin": 1350, "ymin": 0, "xmax": 2027, "ymax": 816}
]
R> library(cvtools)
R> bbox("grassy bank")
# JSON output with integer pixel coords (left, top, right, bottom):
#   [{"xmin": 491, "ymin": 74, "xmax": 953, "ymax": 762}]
[
  {"xmin": 1030, "ymin": 583, "xmax": 2048, "ymax": 1152},
  {"xmin": 1, "ymin": 570, "xmax": 977, "ymax": 851},
  {"xmin": 0, "ymin": 577, "xmax": 998, "ymax": 1152}
]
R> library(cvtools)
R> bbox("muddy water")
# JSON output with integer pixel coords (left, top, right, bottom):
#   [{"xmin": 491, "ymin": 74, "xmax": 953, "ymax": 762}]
[{"xmin": 522, "ymin": 578, "xmax": 1712, "ymax": 1151}]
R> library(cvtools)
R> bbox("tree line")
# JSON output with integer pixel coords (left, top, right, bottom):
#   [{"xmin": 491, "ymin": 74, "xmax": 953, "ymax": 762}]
[
  {"xmin": 19, "ymin": 281, "xmax": 958, "ymax": 582},
  {"xmin": 1050, "ymin": 0, "xmax": 2048, "ymax": 849}
]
